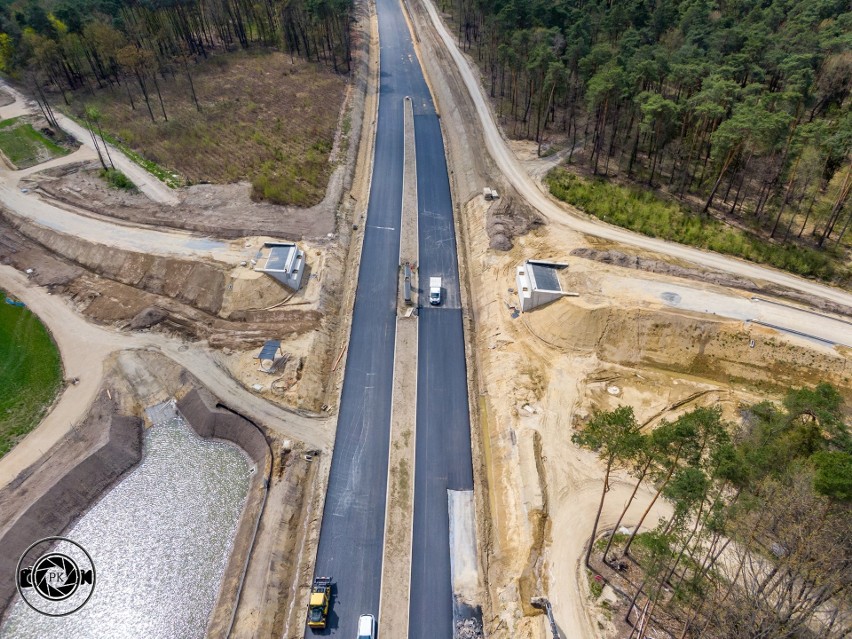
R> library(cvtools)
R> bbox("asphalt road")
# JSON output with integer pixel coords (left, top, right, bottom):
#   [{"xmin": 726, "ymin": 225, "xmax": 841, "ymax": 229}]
[
  {"xmin": 308, "ymin": 0, "xmax": 414, "ymax": 636},
  {"xmin": 409, "ymin": 109, "xmax": 475, "ymax": 639},
  {"xmin": 310, "ymin": 0, "xmax": 475, "ymax": 635}
]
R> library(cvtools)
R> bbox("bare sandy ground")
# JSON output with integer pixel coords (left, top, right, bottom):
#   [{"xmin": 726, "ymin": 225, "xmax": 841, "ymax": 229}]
[
  {"xmin": 0, "ymin": 99, "xmax": 356, "ymax": 418},
  {"xmin": 0, "ymin": 264, "xmax": 333, "ymax": 490},
  {"xmin": 0, "ymin": 169, "xmax": 257, "ymax": 263},
  {"xmin": 28, "ymin": 166, "xmax": 338, "ymax": 240},
  {"xmin": 0, "ymin": 88, "xmax": 33, "ymax": 121},
  {"xmin": 460, "ymin": 195, "xmax": 851, "ymax": 639}
]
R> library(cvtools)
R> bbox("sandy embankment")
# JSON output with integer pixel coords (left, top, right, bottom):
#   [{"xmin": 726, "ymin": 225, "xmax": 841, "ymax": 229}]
[{"xmin": 459, "ymin": 194, "xmax": 851, "ymax": 639}]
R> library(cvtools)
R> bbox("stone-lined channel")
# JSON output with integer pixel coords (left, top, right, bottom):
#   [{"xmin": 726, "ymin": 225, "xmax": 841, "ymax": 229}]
[{"xmin": 1, "ymin": 402, "xmax": 253, "ymax": 638}]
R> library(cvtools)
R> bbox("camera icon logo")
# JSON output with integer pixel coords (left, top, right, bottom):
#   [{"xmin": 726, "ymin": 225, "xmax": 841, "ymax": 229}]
[{"xmin": 16, "ymin": 537, "xmax": 96, "ymax": 617}]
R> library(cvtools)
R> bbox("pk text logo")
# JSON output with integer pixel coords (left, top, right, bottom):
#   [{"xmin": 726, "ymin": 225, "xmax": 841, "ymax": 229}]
[{"xmin": 16, "ymin": 537, "xmax": 96, "ymax": 617}]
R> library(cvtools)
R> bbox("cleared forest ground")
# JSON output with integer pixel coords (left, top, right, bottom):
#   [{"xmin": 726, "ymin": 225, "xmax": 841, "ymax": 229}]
[{"xmin": 65, "ymin": 51, "xmax": 347, "ymax": 206}]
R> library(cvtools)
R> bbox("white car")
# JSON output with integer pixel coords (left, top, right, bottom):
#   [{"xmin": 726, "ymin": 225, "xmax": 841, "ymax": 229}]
[{"xmin": 357, "ymin": 614, "xmax": 375, "ymax": 639}]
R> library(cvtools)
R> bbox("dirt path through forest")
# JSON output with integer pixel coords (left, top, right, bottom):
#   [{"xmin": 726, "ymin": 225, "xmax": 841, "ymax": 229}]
[
  {"xmin": 418, "ymin": 0, "xmax": 852, "ymax": 310},
  {"xmin": 0, "ymin": 81, "xmax": 180, "ymax": 206}
]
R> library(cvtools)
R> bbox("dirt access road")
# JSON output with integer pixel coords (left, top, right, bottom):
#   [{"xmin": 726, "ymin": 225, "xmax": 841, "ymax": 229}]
[
  {"xmin": 0, "ymin": 148, "xmax": 266, "ymax": 264},
  {"xmin": 0, "ymin": 174, "xmax": 245, "ymax": 261},
  {"xmin": 601, "ymin": 278, "xmax": 852, "ymax": 348},
  {"xmin": 0, "ymin": 95, "xmax": 240, "ymax": 264},
  {"xmin": 420, "ymin": 0, "xmax": 852, "ymax": 310},
  {"xmin": 0, "ymin": 81, "xmax": 179, "ymax": 206},
  {"xmin": 0, "ymin": 265, "xmax": 332, "ymax": 490}
]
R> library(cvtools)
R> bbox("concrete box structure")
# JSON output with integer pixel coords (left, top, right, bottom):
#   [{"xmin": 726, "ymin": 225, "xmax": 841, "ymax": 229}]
[
  {"xmin": 255, "ymin": 242, "xmax": 305, "ymax": 291},
  {"xmin": 515, "ymin": 260, "xmax": 569, "ymax": 312}
]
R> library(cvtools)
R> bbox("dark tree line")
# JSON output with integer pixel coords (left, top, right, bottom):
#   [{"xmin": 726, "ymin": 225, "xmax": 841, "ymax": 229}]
[
  {"xmin": 575, "ymin": 383, "xmax": 852, "ymax": 638},
  {"xmin": 442, "ymin": 0, "xmax": 852, "ymax": 250},
  {"xmin": 0, "ymin": 0, "xmax": 352, "ymax": 121}
]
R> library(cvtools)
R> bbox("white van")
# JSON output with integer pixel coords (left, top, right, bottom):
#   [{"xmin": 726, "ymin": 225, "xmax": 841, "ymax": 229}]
[
  {"xmin": 429, "ymin": 277, "xmax": 442, "ymax": 306},
  {"xmin": 357, "ymin": 614, "xmax": 375, "ymax": 639}
]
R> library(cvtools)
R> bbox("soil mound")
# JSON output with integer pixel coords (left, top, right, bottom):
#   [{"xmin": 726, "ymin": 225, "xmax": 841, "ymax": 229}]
[
  {"xmin": 129, "ymin": 306, "xmax": 167, "ymax": 329},
  {"xmin": 523, "ymin": 298, "xmax": 850, "ymax": 388},
  {"xmin": 486, "ymin": 196, "xmax": 543, "ymax": 251}
]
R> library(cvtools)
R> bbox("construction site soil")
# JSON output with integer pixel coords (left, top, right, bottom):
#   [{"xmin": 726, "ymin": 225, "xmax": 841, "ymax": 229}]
[
  {"xmin": 22, "ymin": 163, "xmax": 337, "ymax": 240},
  {"xmin": 403, "ymin": 2, "xmax": 852, "ymax": 638},
  {"xmin": 0, "ymin": 215, "xmax": 334, "ymax": 409},
  {"xmin": 461, "ymin": 196, "xmax": 852, "ymax": 639},
  {"xmin": 2, "ymin": 0, "xmax": 848, "ymax": 637},
  {"xmin": 0, "ymin": 0, "xmax": 374, "ymax": 416},
  {"xmin": 571, "ymin": 246, "xmax": 852, "ymax": 318}
]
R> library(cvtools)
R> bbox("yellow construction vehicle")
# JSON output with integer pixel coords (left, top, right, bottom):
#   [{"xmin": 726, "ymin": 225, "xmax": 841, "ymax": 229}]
[{"xmin": 307, "ymin": 576, "xmax": 332, "ymax": 629}]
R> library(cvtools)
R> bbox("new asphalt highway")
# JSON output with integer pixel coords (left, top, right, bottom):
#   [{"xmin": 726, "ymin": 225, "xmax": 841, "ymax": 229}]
[
  {"xmin": 409, "ymin": 102, "xmax": 476, "ymax": 637},
  {"xmin": 309, "ymin": 0, "xmax": 474, "ymax": 635}
]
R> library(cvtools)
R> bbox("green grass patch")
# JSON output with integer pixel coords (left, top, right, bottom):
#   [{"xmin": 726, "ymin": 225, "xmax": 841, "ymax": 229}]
[
  {"xmin": 588, "ymin": 571, "xmax": 604, "ymax": 599},
  {"xmin": 251, "ymin": 138, "xmax": 333, "ymax": 205},
  {"xmin": 595, "ymin": 532, "xmax": 629, "ymax": 552},
  {"xmin": 0, "ymin": 117, "xmax": 69, "ymax": 169},
  {"xmin": 100, "ymin": 168, "xmax": 136, "ymax": 191},
  {"xmin": 97, "ymin": 130, "xmax": 183, "ymax": 189},
  {"xmin": 540, "ymin": 143, "xmax": 562, "ymax": 158},
  {"xmin": 546, "ymin": 168, "xmax": 850, "ymax": 285},
  {"xmin": 0, "ymin": 292, "xmax": 63, "ymax": 459}
]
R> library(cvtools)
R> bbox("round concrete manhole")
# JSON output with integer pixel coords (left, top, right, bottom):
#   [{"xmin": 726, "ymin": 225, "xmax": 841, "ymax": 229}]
[{"xmin": 661, "ymin": 292, "xmax": 682, "ymax": 306}]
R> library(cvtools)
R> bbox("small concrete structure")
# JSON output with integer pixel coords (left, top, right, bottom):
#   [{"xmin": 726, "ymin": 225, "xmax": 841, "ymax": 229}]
[
  {"xmin": 403, "ymin": 263, "xmax": 413, "ymax": 306},
  {"xmin": 254, "ymin": 242, "xmax": 305, "ymax": 291},
  {"xmin": 515, "ymin": 260, "xmax": 569, "ymax": 312}
]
